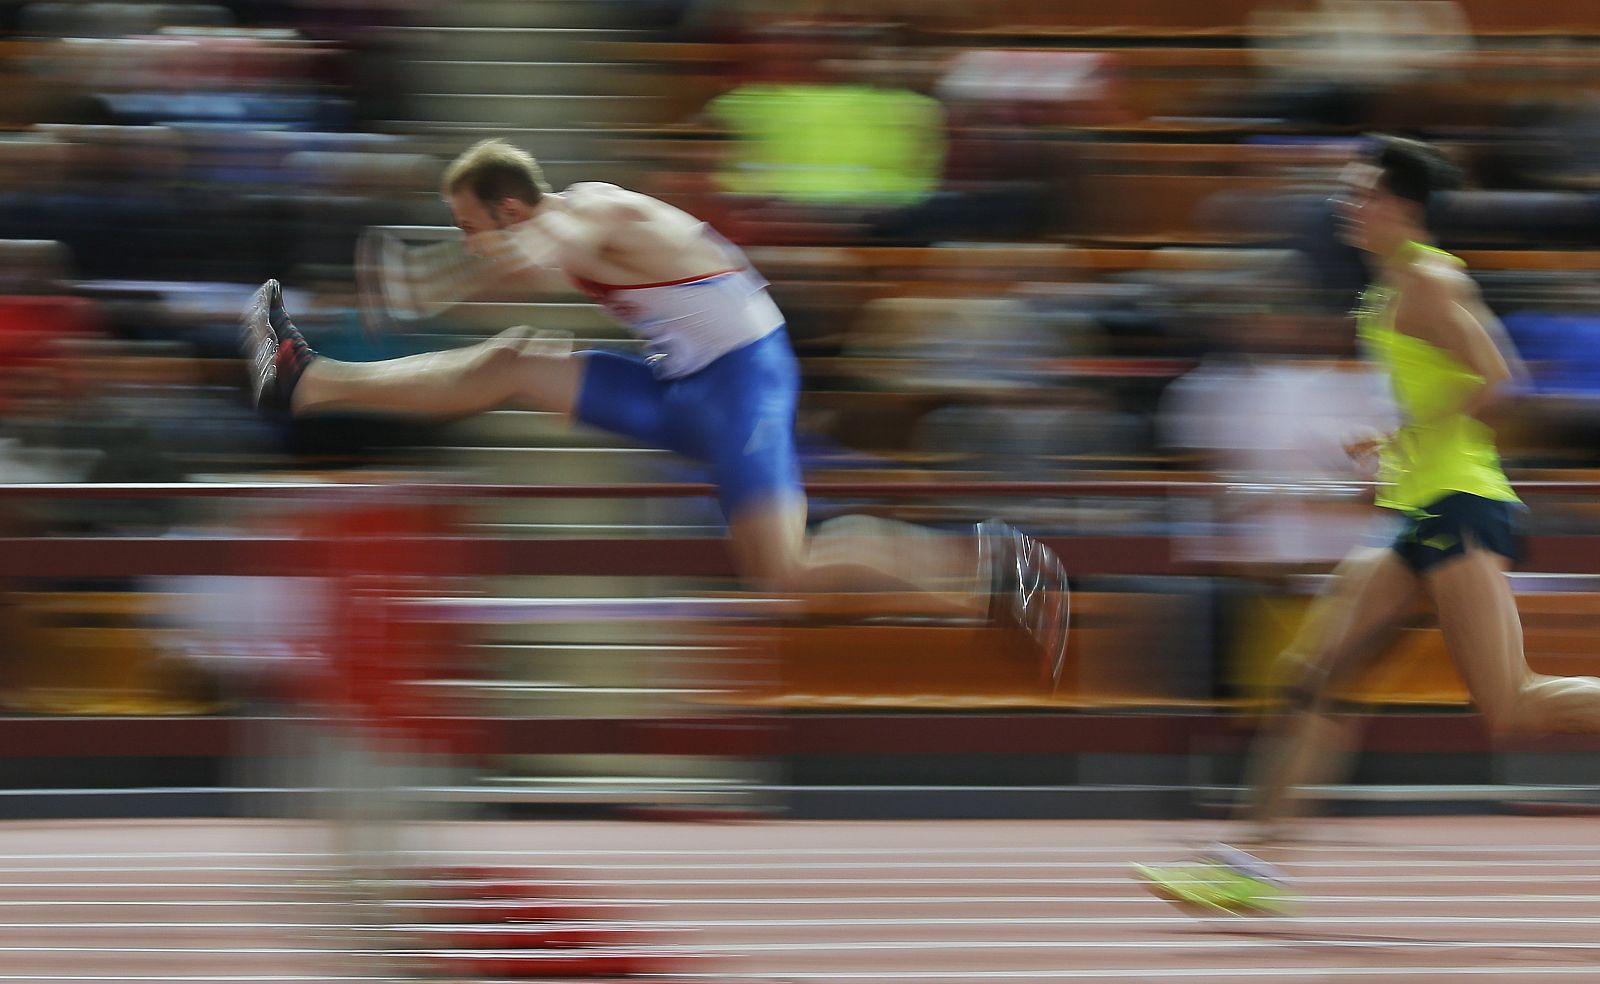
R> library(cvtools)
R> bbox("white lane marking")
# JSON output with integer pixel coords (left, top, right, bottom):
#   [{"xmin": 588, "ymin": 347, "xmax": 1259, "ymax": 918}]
[
  {"xmin": 0, "ymin": 901, "xmax": 339, "ymax": 907},
  {"xmin": 7, "ymin": 967, "xmax": 1600, "ymax": 982},
  {"xmin": 672, "ymin": 971, "xmax": 1600, "ymax": 980},
  {"xmin": 12, "ymin": 859, "xmax": 1600, "ymax": 873},
  {"xmin": 0, "ymin": 891, "xmax": 1594, "ymax": 926},
  {"xmin": 611, "ymin": 937, "xmax": 1600, "ymax": 951},
  {"xmin": 412, "ymin": 937, "xmax": 1600, "ymax": 954},
  {"xmin": 8, "ymin": 912, "xmax": 1600, "ymax": 929},
  {"xmin": 0, "ymin": 867, "xmax": 329, "ymax": 875},
  {"xmin": 5, "ymin": 892, "xmax": 1600, "ymax": 927},
  {"xmin": 2, "ymin": 842, "xmax": 1600, "ymax": 862},
  {"xmin": 0, "ymin": 922, "xmax": 328, "ymax": 929},
  {"xmin": 588, "ymin": 914, "xmax": 1600, "ymax": 927},
  {"xmin": 12, "ymin": 874, "xmax": 1600, "ymax": 889},
  {"xmin": 0, "ymin": 947, "xmax": 322, "ymax": 955},
  {"xmin": 7, "ymin": 937, "xmax": 1600, "ymax": 955},
  {"xmin": 611, "ymin": 893, "xmax": 1600, "ymax": 904}
]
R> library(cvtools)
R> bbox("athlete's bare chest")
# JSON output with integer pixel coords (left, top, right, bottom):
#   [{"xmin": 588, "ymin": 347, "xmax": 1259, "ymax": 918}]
[{"xmin": 569, "ymin": 234, "xmax": 732, "ymax": 287}]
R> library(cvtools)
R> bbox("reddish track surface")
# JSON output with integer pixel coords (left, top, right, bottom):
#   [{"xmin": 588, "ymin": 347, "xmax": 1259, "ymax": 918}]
[{"xmin": 3, "ymin": 816, "xmax": 1600, "ymax": 982}]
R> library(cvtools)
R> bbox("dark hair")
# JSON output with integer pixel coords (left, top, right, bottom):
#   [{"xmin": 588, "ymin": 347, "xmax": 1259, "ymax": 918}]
[{"xmin": 1370, "ymin": 135, "xmax": 1461, "ymax": 206}]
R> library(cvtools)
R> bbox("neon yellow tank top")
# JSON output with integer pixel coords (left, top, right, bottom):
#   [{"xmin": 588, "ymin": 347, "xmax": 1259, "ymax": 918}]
[{"xmin": 1355, "ymin": 242, "xmax": 1519, "ymax": 513}]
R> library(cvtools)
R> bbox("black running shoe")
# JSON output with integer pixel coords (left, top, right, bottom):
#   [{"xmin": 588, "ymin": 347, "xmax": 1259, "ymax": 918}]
[
  {"xmin": 976, "ymin": 518, "xmax": 1072, "ymax": 688},
  {"xmin": 241, "ymin": 278, "xmax": 316, "ymax": 412}
]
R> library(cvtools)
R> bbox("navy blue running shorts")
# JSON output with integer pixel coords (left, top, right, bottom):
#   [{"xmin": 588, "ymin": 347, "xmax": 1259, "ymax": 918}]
[{"xmin": 1389, "ymin": 491, "xmax": 1525, "ymax": 574}]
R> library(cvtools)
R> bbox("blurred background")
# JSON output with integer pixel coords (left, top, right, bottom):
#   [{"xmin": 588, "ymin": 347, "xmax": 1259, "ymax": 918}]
[{"xmin": 4, "ymin": 0, "xmax": 1600, "ymax": 820}]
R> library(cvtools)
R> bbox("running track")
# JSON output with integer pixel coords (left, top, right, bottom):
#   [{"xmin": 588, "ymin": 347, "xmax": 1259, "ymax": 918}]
[{"xmin": 2, "ymin": 817, "xmax": 1598, "ymax": 982}]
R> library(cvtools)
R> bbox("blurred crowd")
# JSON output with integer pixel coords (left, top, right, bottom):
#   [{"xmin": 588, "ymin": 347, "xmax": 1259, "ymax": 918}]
[{"xmin": 5, "ymin": 0, "xmax": 1600, "ymax": 712}]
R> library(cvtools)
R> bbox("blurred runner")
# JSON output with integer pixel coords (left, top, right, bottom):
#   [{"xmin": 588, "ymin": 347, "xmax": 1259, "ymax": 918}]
[{"xmin": 1136, "ymin": 135, "xmax": 1600, "ymax": 914}]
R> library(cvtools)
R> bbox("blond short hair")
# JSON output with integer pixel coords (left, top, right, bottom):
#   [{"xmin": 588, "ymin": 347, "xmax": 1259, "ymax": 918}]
[{"xmin": 441, "ymin": 138, "xmax": 553, "ymax": 205}]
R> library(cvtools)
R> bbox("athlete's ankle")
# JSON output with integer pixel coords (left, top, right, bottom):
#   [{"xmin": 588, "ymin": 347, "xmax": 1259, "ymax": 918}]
[{"xmin": 286, "ymin": 360, "xmax": 326, "ymax": 415}]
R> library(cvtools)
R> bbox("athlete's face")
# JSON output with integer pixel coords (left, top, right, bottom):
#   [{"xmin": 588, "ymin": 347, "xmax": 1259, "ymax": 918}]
[
  {"xmin": 451, "ymin": 193, "xmax": 535, "ymax": 256},
  {"xmin": 1334, "ymin": 161, "xmax": 1404, "ymax": 254}
]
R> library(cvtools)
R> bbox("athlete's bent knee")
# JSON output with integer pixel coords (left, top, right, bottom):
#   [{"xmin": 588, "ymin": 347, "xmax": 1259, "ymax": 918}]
[
  {"xmin": 1272, "ymin": 651, "xmax": 1344, "ymax": 715},
  {"xmin": 1477, "ymin": 689, "xmax": 1532, "ymax": 736}
]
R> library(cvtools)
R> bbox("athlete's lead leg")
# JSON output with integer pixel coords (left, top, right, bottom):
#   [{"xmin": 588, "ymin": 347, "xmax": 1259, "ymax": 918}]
[{"xmin": 243, "ymin": 279, "xmax": 582, "ymax": 420}]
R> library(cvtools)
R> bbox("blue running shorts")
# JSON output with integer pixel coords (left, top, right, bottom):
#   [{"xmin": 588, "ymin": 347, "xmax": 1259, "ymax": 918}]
[{"xmin": 573, "ymin": 328, "xmax": 802, "ymax": 519}]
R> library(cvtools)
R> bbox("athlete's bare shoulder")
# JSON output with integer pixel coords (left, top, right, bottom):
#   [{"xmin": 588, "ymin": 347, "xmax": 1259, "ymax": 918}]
[
  {"xmin": 552, "ymin": 182, "xmax": 720, "ymax": 280},
  {"xmin": 561, "ymin": 182, "xmax": 655, "ymax": 220},
  {"xmin": 1397, "ymin": 252, "xmax": 1475, "ymax": 303},
  {"xmin": 1391, "ymin": 248, "xmax": 1516, "ymax": 374},
  {"xmin": 566, "ymin": 184, "xmax": 708, "ymax": 246}
]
